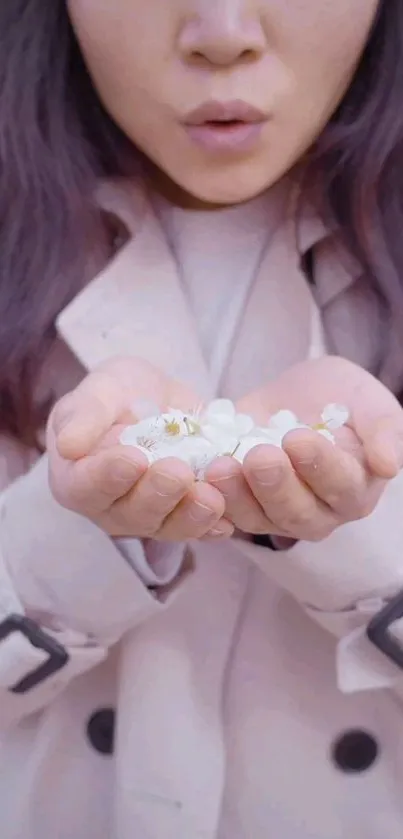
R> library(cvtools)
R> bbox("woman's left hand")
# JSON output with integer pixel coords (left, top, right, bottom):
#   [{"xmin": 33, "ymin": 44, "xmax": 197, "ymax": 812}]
[{"xmin": 206, "ymin": 356, "xmax": 403, "ymax": 542}]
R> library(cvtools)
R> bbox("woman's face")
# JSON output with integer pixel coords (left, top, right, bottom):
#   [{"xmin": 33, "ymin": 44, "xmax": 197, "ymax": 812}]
[{"xmin": 68, "ymin": 0, "xmax": 380, "ymax": 204}]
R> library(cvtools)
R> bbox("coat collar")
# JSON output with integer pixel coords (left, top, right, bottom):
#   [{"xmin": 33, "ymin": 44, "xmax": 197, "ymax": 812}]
[
  {"xmin": 57, "ymin": 179, "xmax": 212, "ymax": 397},
  {"xmin": 56, "ymin": 177, "xmax": 358, "ymax": 399}
]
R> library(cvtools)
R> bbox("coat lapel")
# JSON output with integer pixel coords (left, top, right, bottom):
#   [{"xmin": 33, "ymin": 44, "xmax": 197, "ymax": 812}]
[
  {"xmin": 57, "ymin": 178, "xmax": 359, "ymax": 406},
  {"xmin": 221, "ymin": 218, "xmax": 318, "ymax": 399},
  {"xmin": 57, "ymin": 185, "xmax": 212, "ymax": 400}
]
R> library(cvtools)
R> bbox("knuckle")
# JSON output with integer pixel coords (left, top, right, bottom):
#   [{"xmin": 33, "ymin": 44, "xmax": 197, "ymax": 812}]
[
  {"xmin": 338, "ymin": 488, "xmax": 374, "ymax": 521},
  {"xmin": 110, "ymin": 507, "xmax": 153, "ymax": 538},
  {"xmin": 351, "ymin": 498, "xmax": 375, "ymax": 520},
  {"xmin": 281, "ymin": 506, "xmax": 315, "ymax": 535},
  {"xmin": 308, "ymin": 524, "xmax": 336, "ymax": 542}
]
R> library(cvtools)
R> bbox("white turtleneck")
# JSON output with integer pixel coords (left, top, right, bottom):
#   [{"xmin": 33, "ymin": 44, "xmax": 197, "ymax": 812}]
[{"xmin": 151, "ymin": 188, "xmax": 286, "ymax": 391}]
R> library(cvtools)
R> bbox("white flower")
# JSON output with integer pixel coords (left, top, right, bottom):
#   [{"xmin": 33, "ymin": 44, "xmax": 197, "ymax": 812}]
[
  {"xmin": 243, "ymin": 408, "xmax": 308, "ymax": 456},
  {"xmin": 119, "ymin": 416, "xmax": 166, "ymax": 462},
  {"xmin": 268, "ymin": 409, "xmax": 300, "ymax": 432},
  {"xmin": 320, "ymin": 403, "xmax": 349, "ymax": 430},
  {"xmin": 199, "ymin": 399, "xmax": 254, "ymax": 454},
  {"xmin": 151, "ymin": 435, "xmax": 218, "ymax": 477},
  {"xmin": 308, "ymin": 403, "xmax": 349, "ymax": 445},
  {"xmin": 231, "ymin": 431, "xmax": 283, "ymax": 464},
  {"xmin": 267, "ymin": 408, "xmax": 309, "ymax": 439},
  {"xmin": 120, "ymin": 409, "xmax": 191, "ymax": 450},
  {"xmin": 119, "ymin": 399, "xmax": 349, "ymax": 469},
  {"xmin": 120, "ymin": 411, "xmax": 218, "ymax": 475}
]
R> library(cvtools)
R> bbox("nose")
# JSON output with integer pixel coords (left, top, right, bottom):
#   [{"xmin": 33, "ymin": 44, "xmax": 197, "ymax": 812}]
[{"xmin": 178, "ymin": 2, "xmax": 267, "ymax": 67}]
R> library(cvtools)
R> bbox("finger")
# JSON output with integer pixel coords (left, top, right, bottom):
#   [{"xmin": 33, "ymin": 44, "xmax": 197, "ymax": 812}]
[
  {"xmin": 362, "ymin": 419, "xmax": 403, "ymax": 479},
  {"xmin": 157, "ymin": 481, "xmax": 225, "ymax": 541},
  {"xmin": 50, "ymin": 356, "xmax": 175, "ymax": 461},
  {"xmin": 52, "ymin": 362, "xmax": 202, "ymax": 463},
  {"xmin": 345, "ymin": 375, "xmax": 403, "ymax": 477},
  {"xmin": 109, "ymin": 457, "xmax": 194, "ymax": 537},
  {"xmin": 244, "ymin": 444, "xmax": 337, "ymax": 541},
  {"xmin": 202, "ymin": 520, "xmax": 235, "ymax": 540},
  {"xmin": 49, "ymin": 444, "xmax": 149, "ymax": 517},
  {"xmin": 51, "ymin": 373, "xmax": 135, "ymax": 461},
  {"xmin": 207, "ymin": 457, "xmax": 273, "ymax": 534},
  {"xmin": 283, "ymin": 429, "xmax": 381, "ymax": 519}
]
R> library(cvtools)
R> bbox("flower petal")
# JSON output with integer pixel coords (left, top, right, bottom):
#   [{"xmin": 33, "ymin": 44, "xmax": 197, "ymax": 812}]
[
  {"xmin": 202, "ymin": 424, "xmax": 239, "ymax": 453},
  {"xmin": 120, "ymin": 418, "xmax": 161, "ymax": 446},
  {"xmin": 165, "ymin": 408, "xmax": 188, "ymax": 421},
  {"xmin": 254, "ymin": 427, "xmax": 284, "ymax": 446},
  {"xmin": 152, "ymin": 436, "xmax": 218, "ymax": 477},
  {"xmin": 203, "ymin": 399, "xmax": 236, "ymax": 421},
  {"xmin": 321, "ymin": 403, "xmax": 349, "ymax": 430},
  {"xmin": 268, "ymin": 409, "xmax": 299, "ymax": 432},
  {"xmin": 232, "ymin": 434, "xmax": 282, "ymax": 464},
  {"xmin": 234, "ymin": 413, "xmax": 255, "ymax": 436}
]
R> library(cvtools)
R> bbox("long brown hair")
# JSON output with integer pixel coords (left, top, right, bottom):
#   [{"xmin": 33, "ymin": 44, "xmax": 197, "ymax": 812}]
[{"xmin": 0, "ymin": 0, "xmax": 401, "ymax": 445}]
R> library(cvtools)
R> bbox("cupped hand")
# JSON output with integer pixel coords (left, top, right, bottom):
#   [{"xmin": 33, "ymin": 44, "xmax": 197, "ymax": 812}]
[
  {"xmin": 206, "ymin": 356, "xmax": 403, "ymax": 542},
  {"xmin": 48, "ymin": 357, "xmax": 233, "ymax": 541}
]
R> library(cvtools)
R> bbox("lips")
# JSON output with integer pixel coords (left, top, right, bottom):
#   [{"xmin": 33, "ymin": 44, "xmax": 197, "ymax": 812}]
[
  {"xmin": 182, "ymin": 100, "xmax": 267, "ymax": 153},
  {"xmin": 184, "ymin": 99, "xmax": 266, "ymax": 127}
]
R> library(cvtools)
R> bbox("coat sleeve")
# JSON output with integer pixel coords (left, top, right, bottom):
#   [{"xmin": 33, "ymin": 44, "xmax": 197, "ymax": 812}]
[
  {"xmin": 235, "ymin": 470, "xmax": 403, "ymax": 698},
  {"xmin": 0, "ymin": 455, "xmax": 189, "ymax": 726}
]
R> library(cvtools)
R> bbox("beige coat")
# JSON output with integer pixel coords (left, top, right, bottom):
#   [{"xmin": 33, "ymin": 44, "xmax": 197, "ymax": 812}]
[{"xmin": 0, "ymin": 179, "xmax": 403, "ymax": 839}]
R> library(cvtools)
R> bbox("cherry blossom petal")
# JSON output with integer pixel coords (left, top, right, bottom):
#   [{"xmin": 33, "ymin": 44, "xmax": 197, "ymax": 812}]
[
  {"xmin": 120, "ymin": 417, "xmax": 163, "ymax": 446},
  {"xmin": 268, "ymin": 409, "xmax": 299, "ymax": 432},
  {"xmin": 321, "ymin": 403, "xmax": 349, "ymax": 430},
  {"xmin": 204, "ymin": 398, "xmax": 236, "ymax": 419},
  {"xmin": 234, "ymin": 413, "xmax": 255, "ymax": 436},
  {"xmin": 232, "ymin": 434, "xmax": 283, "ymax": 464}
]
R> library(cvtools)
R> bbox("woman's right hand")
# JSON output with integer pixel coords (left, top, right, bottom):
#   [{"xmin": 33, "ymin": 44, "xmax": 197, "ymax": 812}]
[{"xmin": 47, "ymin": 357, "xmax": 233, "ymax": 541}]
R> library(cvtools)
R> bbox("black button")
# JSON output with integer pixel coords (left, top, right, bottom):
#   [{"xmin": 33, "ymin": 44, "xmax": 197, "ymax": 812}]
[
  {"xmin": 332, "ymin": 729, "xmax": 379, "ymax": 773},
  {"xmin": 86, "ymin": 708, "xmax": 115, "ymax": 756}
]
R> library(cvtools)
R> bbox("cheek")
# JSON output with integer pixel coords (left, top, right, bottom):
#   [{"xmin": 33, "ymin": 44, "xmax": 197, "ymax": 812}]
[
  {"xmin": 68, "ymin": 1, "xmax": 167, "ymax": 127},
  {"xmin": 266, "ymin": 0, "xmax": 379, "ymax": 114},
  {"xmin": 67, "ymin": 0, "xmax": 379, "ymax": 205}
]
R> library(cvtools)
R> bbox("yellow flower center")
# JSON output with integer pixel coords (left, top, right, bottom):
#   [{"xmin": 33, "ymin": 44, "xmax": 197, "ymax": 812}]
[{"xmin": 164, "ymin": 419, "xmax": 182, "ymax": 436}]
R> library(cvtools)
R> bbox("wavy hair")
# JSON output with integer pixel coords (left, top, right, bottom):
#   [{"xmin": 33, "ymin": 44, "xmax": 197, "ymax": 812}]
[{"xmin": 0, "ymin": 0, "xmax": 401, "ymax": 445}]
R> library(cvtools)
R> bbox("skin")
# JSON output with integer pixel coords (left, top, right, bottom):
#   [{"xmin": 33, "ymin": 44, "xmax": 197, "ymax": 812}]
[
  {"xmin": 67, "ymin": 0, "xmax": 379, "ymax": 205},
  {"xmin": 52, "ymin": 0, "xmax": 401, "ymax": 544}
]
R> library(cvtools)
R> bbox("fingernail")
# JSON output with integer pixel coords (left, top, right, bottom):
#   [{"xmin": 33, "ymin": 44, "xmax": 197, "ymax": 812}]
[
  {"xmin": 253, "ymin": 465, "xmax": 284, "ymax": 486},
  {"xmin": 207, "ymin": 527, "xmax": 232, "ymax": 539},
  {"xmin": 153, "ymin": 472, "xmax": 183, "ymax": 495},
  {"xmin": 189, "ymin": 502, "xmax": 215, "ymax": 522},
  {"xmin": 211, "ymin": 474, "xmax": 237, "ymax": 487},
  {"xmin": 111, "ymin": 458, "xmax": 141, "ymax": 482}
]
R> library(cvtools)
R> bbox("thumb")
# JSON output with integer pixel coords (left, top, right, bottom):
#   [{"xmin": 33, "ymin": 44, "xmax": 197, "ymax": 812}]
[
  {"xmin": 351, "ymin": 380, "xmax": 403, "ymax": 478},
  {"xmin": 50, "ymin": 372, "xmax": 132, "ymax": 460},
  {"xmin": 364, "ymin": 418, "xmax": 403, "ymax": 479}
]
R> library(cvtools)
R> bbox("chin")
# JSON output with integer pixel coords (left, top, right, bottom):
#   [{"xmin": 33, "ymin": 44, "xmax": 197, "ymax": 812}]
[
  {"xmin": 167, "ymin": 160, "xmax": 280, "ymax": 208},
  {"xmin": 186, "ymin": 174, "xmax": 271, "ymax": 207}
]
